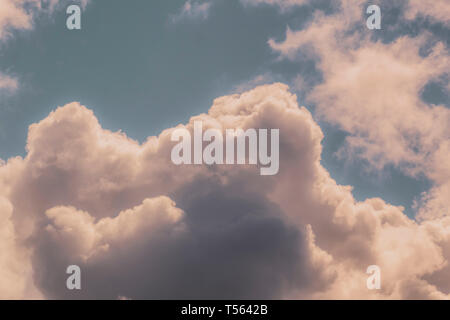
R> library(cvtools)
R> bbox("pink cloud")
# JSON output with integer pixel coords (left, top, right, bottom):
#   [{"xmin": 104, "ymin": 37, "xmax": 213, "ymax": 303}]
[
  {"xmin": 269, "ymin": 1, "xmax": 450, "ymax": 222},
  {"xmin": 0, "ymin": 73, "xmax": 18, "ymax": 92},
  {"xmin": 1, "ymin": 84, "xmax": 450, "ymax": 299}
]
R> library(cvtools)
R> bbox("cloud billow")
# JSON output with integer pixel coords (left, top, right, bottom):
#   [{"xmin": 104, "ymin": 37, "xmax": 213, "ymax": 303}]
[{"xmin": 0, "ymin": 83, "xmax": 448, "ymax": 299}]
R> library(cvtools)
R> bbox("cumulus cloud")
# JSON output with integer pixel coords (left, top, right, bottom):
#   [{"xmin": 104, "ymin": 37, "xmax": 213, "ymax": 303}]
[
  {"xmin": 0, "ymin": 84, "xmax": 450, "ymax": 299},
  {"xmin": 44, "ymin": 196, "xmax": 184, "ymax": 261},
  {"xmin": 0, "ymin": 0, "xmax": 449, "ymax": 300},
  {"xmin": 0, "ymin": 197, "xmax": 41, "ymax": 299}
]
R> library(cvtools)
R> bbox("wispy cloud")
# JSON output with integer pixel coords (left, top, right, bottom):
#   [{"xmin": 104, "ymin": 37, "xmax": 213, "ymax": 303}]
[
  {"xmin": 170, "ymin": 0, "xmax": 213, "ymax": 23},
  {"xmin": 0, "ymin": 0, "xmax": 90, "ymax": 101},
  {"xmin": 0, "ymin": 0, "xmax": 90, "ymax": 41},
  {"xmin": 232, "ymin": 73, "xmax": 275, "ymax": 93},
  {"xmin": 240, "ymin": 0, "xmax": 308, "ymax": 12},
  {"xmin": 0, "ymin": 73, "xmax": 18, "ymax": 93},
  {"xmin": 268, "ymin": 0, "xmax": 450, "ymax": 222}
]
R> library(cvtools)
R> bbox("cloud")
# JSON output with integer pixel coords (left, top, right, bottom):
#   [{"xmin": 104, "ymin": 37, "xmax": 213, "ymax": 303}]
[
  {"xmin": 232, "ymin": 73, "xmax": 276, "ymax": 93},
  {"xmin": 0, "ymin": 0, "xmax": 448, "ymax": 300},
  {"xmin": 240, "ymin": 0, "xmax": 308, "ymax": 11},
  {"xmin": 0, "ymin": 0, "xmax": 33, "ymax": 40},
  {"xmin": 170, "ymin": 0, "xmax": 213, "ymax": 23},
  {"xmin": 44, "ymin": 196, "xmax": 184, "ymax": 261},
  {"xmin": 0, "ymin": 0, "xmax": 90, "ymax": 102},
  {"xmin": 0, "ymin": 0, "xmax": 89, "ymax": 41},
  {"xmin": 269, "ymin": 0, "xmax": 450, "ymax": 221},
  {"xmin": 0, "ymin": 197, "xmax": 41, "ymax": 299},
  {"xmin": 0, "ymin": 84, "xmax": 450, "ymax": 299},
  {"xmin": 242, "ymin": 0, "xmax": 450, "ymax": 26},
  {"xmin": 0, "ymin": 73, "xmax": 18, "ymax": 92},
  {"xmin": 405, "ymin": 0, "xmax": 450, "ymax": 26}
]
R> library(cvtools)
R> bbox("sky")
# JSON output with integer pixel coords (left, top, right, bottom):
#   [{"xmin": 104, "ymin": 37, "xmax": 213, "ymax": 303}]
[
  {"xmin": 1, "ymin": 0, "xmax": 444, "ymax": 214},
  {"xmin": 0, "ymin": 0, "xmax": 449, "ymax": 299}
]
